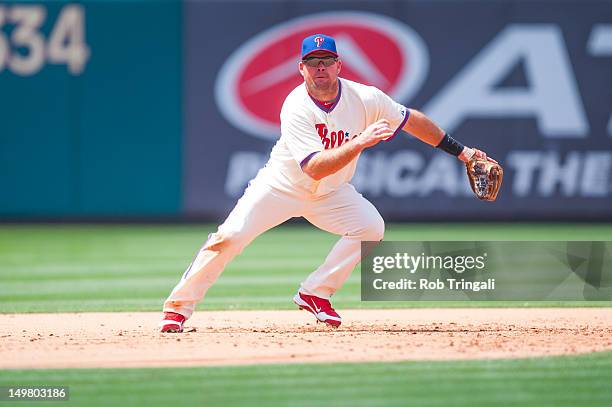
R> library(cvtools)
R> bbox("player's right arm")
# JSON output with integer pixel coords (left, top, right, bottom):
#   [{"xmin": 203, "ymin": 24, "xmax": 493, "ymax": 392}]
[{"xmin": 302, "ymin": 119, "xmax": 394, "ymax": 181}]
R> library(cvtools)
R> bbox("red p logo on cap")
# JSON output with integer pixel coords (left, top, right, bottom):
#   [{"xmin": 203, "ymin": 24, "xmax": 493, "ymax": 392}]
[{"xmin": 314, "ymin": 36, "xmax": 324, "ymax": 47}]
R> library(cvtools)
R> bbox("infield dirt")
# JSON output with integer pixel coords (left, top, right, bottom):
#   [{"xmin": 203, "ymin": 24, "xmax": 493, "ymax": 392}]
[{"xmin": 1, "ymin": 308, "xmax": 611, "ymax": 369}]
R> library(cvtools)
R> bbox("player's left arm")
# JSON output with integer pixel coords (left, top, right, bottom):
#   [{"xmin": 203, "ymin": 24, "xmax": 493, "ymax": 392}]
[{"xmin": 402, "ymin": 108, "xmax": 496, "ymax": 163}]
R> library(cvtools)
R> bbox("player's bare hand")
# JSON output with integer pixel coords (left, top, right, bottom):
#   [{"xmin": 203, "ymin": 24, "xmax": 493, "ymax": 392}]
[{"xmin": 356, "ymin": 119, "xmax": 395, "ymax": 149}]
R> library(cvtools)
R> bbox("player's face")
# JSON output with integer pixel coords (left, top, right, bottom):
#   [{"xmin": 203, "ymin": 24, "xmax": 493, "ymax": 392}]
[{"xmin": 299, "ymin": 51, "xmax": 342, "ymax": 95}]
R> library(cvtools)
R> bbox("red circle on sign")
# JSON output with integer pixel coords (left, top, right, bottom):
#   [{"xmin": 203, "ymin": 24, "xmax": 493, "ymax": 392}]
[{"xmin": 216, "ymin": 12, "xmax": 428, "ymax": 140}]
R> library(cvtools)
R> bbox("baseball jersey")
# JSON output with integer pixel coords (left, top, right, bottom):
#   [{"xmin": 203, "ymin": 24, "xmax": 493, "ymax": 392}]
[{"xmin": 258, "ymin": 78, "xmax": 409, "ymax": 197}]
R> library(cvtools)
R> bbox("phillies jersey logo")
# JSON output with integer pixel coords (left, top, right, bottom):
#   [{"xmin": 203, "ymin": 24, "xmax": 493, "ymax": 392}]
[
  {"xmin": 314, "ymin": 36, "xmax": 324, "ymax": 47},
  {"xmin": 216, "ymin": 11, "xmax": 429, "ymax": 141},
  {"xmin": 315, "ymin": 124, "xmax": 353, "ymax": 149}
]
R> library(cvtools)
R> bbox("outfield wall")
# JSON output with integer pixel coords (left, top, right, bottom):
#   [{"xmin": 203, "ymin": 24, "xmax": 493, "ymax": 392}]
[
  {"xmin": 1, "ymin": 1, "xmax": 611, "ymax": 220},
  {"xmin": 0, "ymin": 1, "xmax": 182, "ymax": 217}
]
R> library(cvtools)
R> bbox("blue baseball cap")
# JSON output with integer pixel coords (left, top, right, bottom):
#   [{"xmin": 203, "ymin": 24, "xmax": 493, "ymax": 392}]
[{"xmin": 301, "ymin": 34, "xmax": 338, "ymax": 59}]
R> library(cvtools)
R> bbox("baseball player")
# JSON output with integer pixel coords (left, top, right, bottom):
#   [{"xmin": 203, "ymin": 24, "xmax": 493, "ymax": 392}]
[{"xmin": 160, "ymin": 34, "xmax": 494, "ymax": 332}]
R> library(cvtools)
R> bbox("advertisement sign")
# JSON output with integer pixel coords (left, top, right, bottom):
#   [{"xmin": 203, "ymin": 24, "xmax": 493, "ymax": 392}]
[{"xmin": 186, "ymin": 1, "xmax": 612, "ymax": 220}]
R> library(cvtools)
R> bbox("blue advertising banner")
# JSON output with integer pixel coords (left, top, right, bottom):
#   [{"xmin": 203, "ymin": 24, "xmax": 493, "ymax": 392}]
[{"xmin": 184, "ymin": 0, "xmax": 612, "ymax": 221}]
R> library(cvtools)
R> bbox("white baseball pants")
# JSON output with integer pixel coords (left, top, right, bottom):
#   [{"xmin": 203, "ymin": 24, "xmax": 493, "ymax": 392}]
[{"xmin": 163, "ymin": 178, "xmax": 384, "ymax": 319}]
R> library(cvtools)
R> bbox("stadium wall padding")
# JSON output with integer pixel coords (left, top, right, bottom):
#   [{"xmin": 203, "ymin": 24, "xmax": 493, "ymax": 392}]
[
  {"xmin": 0, "ymin": 0, "xmax": 182, "ymax": 216},
  {"xmin": 1, "ymin": 0, "xmax": 611, "ymax": 220}
]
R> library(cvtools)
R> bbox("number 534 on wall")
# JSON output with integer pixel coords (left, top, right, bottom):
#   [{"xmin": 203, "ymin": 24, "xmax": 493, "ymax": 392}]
[{"xmin": 0, "ymin": 4, "xmax": 89, "ymax": 76}]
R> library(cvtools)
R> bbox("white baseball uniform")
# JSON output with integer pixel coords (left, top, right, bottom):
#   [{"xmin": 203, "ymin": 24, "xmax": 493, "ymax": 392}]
[{"xmin": 164, "ymin": 78, "xmax": 409, "ymax": 318}]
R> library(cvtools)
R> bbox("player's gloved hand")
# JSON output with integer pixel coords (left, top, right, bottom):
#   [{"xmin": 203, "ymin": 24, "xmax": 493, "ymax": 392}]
[
  {"xmin": 458, "ymin": 147, "xmax": 498, "ymax": 164},
  {"xmin": 460, "ymin": 147, "xmax": 503, "ymax": 201},
  {"xmin": 356, "ymin": 119, "xmax": 395, "ymax": 148}
]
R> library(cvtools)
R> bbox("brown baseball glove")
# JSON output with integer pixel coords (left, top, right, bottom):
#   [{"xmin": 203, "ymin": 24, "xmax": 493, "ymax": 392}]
[{"xmin": 466, "ymin": 158, "xmax": 503, "ymax": 201}]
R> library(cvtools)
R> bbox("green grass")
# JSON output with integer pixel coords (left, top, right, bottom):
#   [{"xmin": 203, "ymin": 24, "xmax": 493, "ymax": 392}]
[
  {"xmin": 1, "ymin": 224, "xmax": 610, "ymax": 406},
  {"xmin": 0, "ymin": 351, "xmax": 610, "ymax": 407},
  {"xmin": 0, "ymin": 223, "xmax": 611, "ymax": 313}
]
